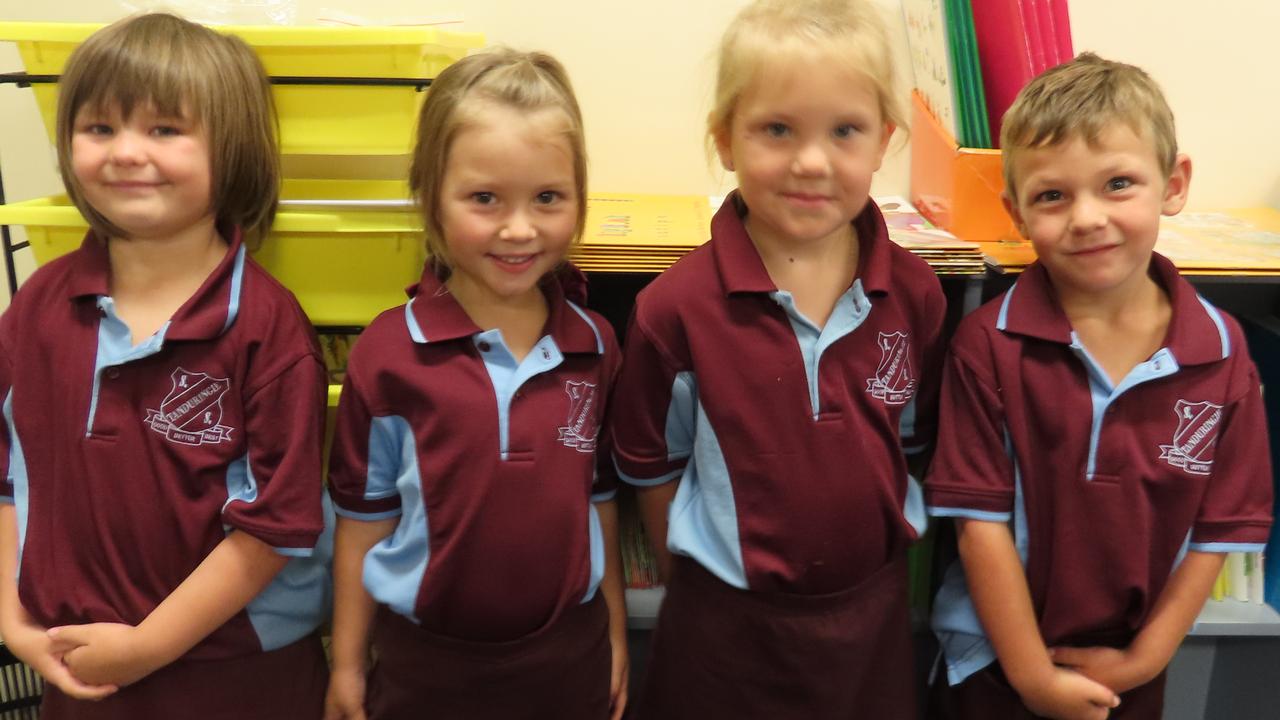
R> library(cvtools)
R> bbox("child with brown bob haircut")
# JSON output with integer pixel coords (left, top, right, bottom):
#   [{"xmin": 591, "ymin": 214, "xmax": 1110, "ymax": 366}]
[
  {"xmin": 926, "ymin": 53, "xmax": 1273, "ymax": 720},
  {"xmin": 0, "ymin": 12, "xmax": 331, "ymax": 718}
]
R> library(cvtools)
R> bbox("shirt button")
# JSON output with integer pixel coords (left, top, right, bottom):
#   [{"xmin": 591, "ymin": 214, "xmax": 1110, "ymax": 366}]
[
  {"xmin": 477, "ymin": 341, "xmax": 491, "ymax": 353},
  {"xmin": 106, "ymin": 368, "xmax": 121, "ymax": 380}
]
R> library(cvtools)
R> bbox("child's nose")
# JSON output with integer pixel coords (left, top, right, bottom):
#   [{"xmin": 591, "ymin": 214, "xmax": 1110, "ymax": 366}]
[
  {"xmin": 791, "ymin": 142, "xmax": 831, "ymax": 177},
  {"xmin": 107, "ymin": 130, "xmax": 147, "ymax": 165},
  {"xmin": 1069, "ymin": 195, "xmax": 1108, "ymax": 233},
  {"xmin": 498, "ymin": 209, "xmax": 538, "ymax": 242}
]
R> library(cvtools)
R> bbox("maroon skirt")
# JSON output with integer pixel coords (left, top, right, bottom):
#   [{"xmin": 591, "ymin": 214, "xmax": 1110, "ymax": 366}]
[
  {"xmin": 634, "ymin": 553, "xmax": 917, "ymax": 720},
  {"xmin": 366, "ymin": 593, "xmax": 611, "ymax": 720},
  {"xmin": 926, "ymin": 661, "xmax": 1167, "ymax": 720},
  {"xmin": 40, "ymin": 632, "xmax": 327, "ymax": 720}
]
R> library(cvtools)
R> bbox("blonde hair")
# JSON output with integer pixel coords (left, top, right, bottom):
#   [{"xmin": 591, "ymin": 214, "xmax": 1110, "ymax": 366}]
[
  {"xmin": 409, "ymin": 48, "xmax": 587, "ymax": 268},
  {"xmin": 56, "ymin": 13, "xmax": 279, "ymax": 244},
  {"xmin": 1001, "ymin": 52, "xmax": 1178, "ymax": 200},
  {"xmin": 707, "ymin": 0, "xmax": 905, "ymax": 151}
]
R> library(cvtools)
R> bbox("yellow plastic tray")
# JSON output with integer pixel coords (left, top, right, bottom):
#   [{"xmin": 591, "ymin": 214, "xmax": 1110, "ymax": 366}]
[
  {"xmin": 0, "ymin": 179, "xmax": 427, "ymax": 327},
  {"xmin": 0, "ymin": 23, "xmax": 483, "ymax": 155}
]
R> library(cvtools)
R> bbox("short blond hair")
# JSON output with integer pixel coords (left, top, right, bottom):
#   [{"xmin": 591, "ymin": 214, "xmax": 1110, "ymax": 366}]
[
  {"xmin": 56, "ymin": 13, "xmax": 279, "ymax": 244},
  {"xmin": 1001, "ymin": 52, "xmax": 1177, "ymax": 200},
  {"xmin": 409, "ymin": 49, "xmax": 587, "ymax": 268},
  {"xmin": 707, "ymin": 0, "xmax": 905, "ymax": 150}
]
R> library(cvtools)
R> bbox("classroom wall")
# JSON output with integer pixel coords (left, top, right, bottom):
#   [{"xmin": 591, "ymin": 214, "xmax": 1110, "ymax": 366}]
[{"xmin": 2, "ymin": 0, "xmax": 1278, "ymax": 305}]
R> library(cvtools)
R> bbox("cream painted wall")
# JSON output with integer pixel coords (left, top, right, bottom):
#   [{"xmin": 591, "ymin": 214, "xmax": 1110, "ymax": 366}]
[{"xmin": 2, "ymin": 0, "xmax": 1278, "ymax": 303}]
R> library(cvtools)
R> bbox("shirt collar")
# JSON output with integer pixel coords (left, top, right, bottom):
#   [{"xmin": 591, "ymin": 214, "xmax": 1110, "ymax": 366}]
[
  {"xmin": 404, "ymin": 261, "xmax": 603, "ymax": 355},
  {"xmin": 67, "ymin": 227, "xmax": 248, "ymax": 342},
  {"xmin": 710, "ymin": 191, "xmax": 895, "ymax": 296},
  {"xmin": 998, "ymin": 253, "xmax": 1229, "ymax": 365}
]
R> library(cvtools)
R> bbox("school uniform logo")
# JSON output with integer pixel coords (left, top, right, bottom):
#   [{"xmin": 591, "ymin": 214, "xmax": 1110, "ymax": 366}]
[
  {"xmin": 144, "ymin": 368, "xmax": 235, "ymax": 446},
  {"xmin": 1158, "ymin": 400, "xmax": 1223, "ymax": 476},
  {"xmin": 557, "ymin": 380, "xmax": 599, "ymax": 452},
  {"xmin": 866, "ymin": 331, "xmax": 915, "ymax": 405}
]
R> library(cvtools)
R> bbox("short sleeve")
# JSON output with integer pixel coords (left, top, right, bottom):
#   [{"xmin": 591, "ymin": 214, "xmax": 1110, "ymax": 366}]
[
  {"xmin": 327, "ymin": 369, "xmax": 405, "ymax": 520},
  {"xmin": 1189, "ymin": 362, "xmax": 1274, "ymax": 551},
  {"xmin": 902, "ymin": 280, "xmax": 948, "ymax": 454},
  {"xmin": 224, "ymin": 353, "xmax": 328, "ymax": 553},
  {"xmin": 0, "ymin": 320, "xmax": 13, "ymax": 503},
  {"xmin": 924, "ymin": 345, "xmax": 1017, "ymax": 521},
  {"xmin": 607, "ymin": 309, "xmax": 691, "ymax": 487},
  {"xmin": 591, "ymin": 330, "xmax": 622, "ymax": 503}
]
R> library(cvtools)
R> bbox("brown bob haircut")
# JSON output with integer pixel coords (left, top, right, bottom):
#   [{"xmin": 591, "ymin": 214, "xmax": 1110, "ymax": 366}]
[
  {"xmin": 408, "ymin": 48, "xmax": 588, "ymax": 268},
  {"xmin": 55, "ymin": 13, "xmax": 280, "ymax": 243}
]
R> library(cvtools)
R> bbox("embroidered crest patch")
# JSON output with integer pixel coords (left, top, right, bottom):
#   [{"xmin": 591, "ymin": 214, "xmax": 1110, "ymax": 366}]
[
  {"xmin": 144, "ymin": 367, "xmax": 234, "ymax": 446},
  {"xmin": 866, "ymin": 331, "xmax": 915, "ymax": 405},
  {"xmin": 1158, "ymin": 400, "xmax": 1223, "ymax": 476},
  {"xmin": 557, "ymin": 380, "xmax": 599, "ymax": 452}
]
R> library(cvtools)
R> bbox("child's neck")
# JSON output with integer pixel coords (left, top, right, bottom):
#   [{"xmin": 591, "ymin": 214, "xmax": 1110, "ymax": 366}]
[
  {"xmin": 106, "ymin": 215, "xmax": 228, "ymax": 343},
  {"xmin": 446, "ymin": 277, "xmax": 549, "ymax": 363},
  {"xmin": 1058, "ymin": 271, "xmax": 1172, "ymax": 387},
  {"xmin": 745, "ymin": 215, "xmax": 859, "ymax": 329}
]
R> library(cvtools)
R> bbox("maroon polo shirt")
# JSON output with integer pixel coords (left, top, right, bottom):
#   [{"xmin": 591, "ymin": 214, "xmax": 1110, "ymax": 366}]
[
  {"xmin": 926, "ymin": 254, "xmax": 1273, "ymax": 648},
  {"xmin": 608, "ymin": 192, "xmax": 947, "ymax": 594},
  {"xmin": 328, "ymin": 264, "xmax": 620, "ymax": 642},
  {"xmin": 0, "ymin": 230, "xmax": 327, "ymax": 659}
]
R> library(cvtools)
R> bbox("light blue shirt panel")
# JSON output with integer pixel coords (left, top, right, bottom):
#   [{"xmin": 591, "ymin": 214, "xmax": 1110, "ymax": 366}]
[
  {"xmin": 933, "ymin": 430, "xmax": 1029, "ymax": 685},
  {"xmin": 770, "ymin": 281, "xmax": 871, "ymax": 420},
  {"xmin": 360, "ymin": 415, "xmax": 432, "ymax": 621},
  {"xmin": 612, "ymin": 370, "xmax": 697, "ymax": 488},
  {"xmin": 583, "ymin": 502, "xmax": 606, "ymax": 603},
  {"xmin": 244, "ymin": 495, "xmax": 335, "ymax": 650},
  {"xmin": 474, "ymin": 329, "xmax": 563, "ymax": 460},
  {"xmin": 3, "ymin": 392, "xmax": 30, "ymax": 582},
  {"xmin": 88, "ymin": 297, "xmax": 169, "ymax": 434},
  {"xmin": 665, "ymin": 393, "xmax": 748, "ymax": 589}
]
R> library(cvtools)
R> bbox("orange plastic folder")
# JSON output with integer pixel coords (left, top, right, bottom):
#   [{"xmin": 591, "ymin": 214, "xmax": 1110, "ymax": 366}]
[{"xmin": 909, "ymin": 91, "xmax": 1021, "ymax": 244}]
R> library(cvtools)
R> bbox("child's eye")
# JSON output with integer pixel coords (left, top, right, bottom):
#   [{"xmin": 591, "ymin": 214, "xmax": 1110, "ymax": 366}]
[
  {"xmin": 764, "ymin": 122, "xmax": 790, "ymax": 138},
  {"xmin": 471, "ymin": 192, "xmax": 496, "ymax": 205},
  {"xmin": 832, "ymin": 123, "xmax": 859, "ymax": 139},
  {"xmin": 1033, "ymin": 190, "xmax": 1063, "ymax": 204},
  {"xmin": 151, "ymin": 126, "xmax": 182, "ymax": 137},
  {"xmin": 534, "ymin": 191, "xmax": 561, "ymax": 205},
  {"xmin": 1106, "ymin": 177, "xmax": 1133, "ymax": 192},
  {"xmin": 81, "ymin": 124, "xmax": 113, "ymax": 136}
]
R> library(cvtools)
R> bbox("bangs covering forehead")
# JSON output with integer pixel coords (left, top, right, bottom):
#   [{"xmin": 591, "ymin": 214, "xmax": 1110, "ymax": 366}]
[
  {"xmin": 63, "ymin": 15, "xmax": 213, "ymax": 127},
  {"xmin": 56, "ymin": 13, "xmax": 280, "ymax": 243}
]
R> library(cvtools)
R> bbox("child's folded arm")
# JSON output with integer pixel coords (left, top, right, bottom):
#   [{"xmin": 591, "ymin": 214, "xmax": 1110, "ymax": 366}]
[{"xmin": 957, "ymin": 519, "xmax": 1119, "ymax": 718}]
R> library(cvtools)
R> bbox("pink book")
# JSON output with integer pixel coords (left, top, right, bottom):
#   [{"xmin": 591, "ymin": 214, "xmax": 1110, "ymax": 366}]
[
  {"xmin": 1046, "ymin": 0, "xmax": 1075, "ymax": 62},
  {"xmin": 1030, "ymin": 0, "xmax": 1058, "ymax": 69},
  {"xmin": 971, "ymin": 0, "xmax": 1036, "ymax": 143},
  {"xmin": 1021, "ymin": 0, "xmax": 1050, "ymax": 73}
]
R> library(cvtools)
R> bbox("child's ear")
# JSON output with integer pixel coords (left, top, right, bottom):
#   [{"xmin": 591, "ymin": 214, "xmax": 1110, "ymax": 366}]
[
  {"xmin": 873, "ymin": 122, "xmax": 896, "ymax": 171},
  {"xmin": 1001, "ymin": 191, "xmax": 1027, "ymax": 237},
  {"xmin": 713, "ymin": 124, "xmax": 735, "ymax": 172},
  {"xmin": 1161, "ymin": 153, "xmax": 1192, "ymax": 216}
]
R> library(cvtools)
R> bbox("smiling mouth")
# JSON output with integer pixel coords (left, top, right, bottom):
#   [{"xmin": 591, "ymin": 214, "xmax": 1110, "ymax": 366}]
[{"xmin": 1072, "ymin": 244, "xmax": 1118, "ymax": 256}]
